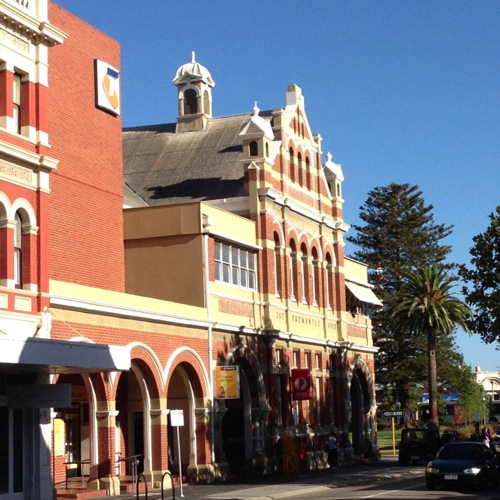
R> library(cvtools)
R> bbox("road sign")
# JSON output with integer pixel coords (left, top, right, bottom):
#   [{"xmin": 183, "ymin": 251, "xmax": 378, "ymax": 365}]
[
  {"xmin": 382, "ymin": 409, "xmax": 403, "ymax": 418},
  {"xmin": 170, "ymin": 409, "xmax": 184, "ymax": 427}
]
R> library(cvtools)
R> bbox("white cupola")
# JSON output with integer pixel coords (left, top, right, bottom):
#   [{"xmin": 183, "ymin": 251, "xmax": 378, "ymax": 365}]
[{"xmin": 173, "ymin": 52, "xmax": 215, "ymax": 132}]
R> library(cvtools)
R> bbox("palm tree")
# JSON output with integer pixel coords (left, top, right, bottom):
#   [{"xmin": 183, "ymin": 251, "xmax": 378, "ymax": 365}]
[{"xmin": 392, "ymin": 266, "xmax": 472, "ymax": 423}]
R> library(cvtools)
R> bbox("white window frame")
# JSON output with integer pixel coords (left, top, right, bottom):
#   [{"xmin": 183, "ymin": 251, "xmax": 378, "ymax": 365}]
[{"xmin": 214, "ymin": 240, "xmax": 257, "ymax": 290}]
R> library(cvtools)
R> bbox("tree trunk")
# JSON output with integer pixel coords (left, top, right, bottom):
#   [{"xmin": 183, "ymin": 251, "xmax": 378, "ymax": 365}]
[{"xmin": 428, "ymin": 328, "xmax": 439, "ymax": 423}]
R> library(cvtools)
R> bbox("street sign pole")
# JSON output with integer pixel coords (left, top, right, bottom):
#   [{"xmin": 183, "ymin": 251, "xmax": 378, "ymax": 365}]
[
  {"xmin": 392, "ymin": 416, "xmax": 396, "ymax": 455},
  {"xmin": 176, "ymin": 425, "xmax": 184, "ymax": 498},
  {"xmin": 171, "ymin": 409, "xmax": 185, "ymax": 498},
  {"xmin": 381, "ymin": 410, "xmax": 403, "ymax": 456}
]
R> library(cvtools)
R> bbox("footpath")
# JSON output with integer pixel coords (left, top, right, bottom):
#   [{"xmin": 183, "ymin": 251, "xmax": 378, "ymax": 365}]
[{"xmin": 110, "ymin": 455, "xmax": 423, "ymax": 500}]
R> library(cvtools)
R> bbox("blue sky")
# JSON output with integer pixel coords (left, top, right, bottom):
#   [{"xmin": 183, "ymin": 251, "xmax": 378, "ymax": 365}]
[{"xmin": 54, "ymin": 1, "xmax": 500, "ymax": 372}]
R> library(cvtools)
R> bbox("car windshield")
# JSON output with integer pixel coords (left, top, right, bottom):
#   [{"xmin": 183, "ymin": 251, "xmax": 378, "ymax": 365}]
[{"xmin": 438, "ymin": 444, "xmax": 484, "ymax": 460}]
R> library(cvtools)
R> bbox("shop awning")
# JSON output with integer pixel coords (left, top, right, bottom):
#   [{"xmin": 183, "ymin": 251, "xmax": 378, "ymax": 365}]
[
  {"xmin": 345, "ymin": 281, "xmax": 383, "ymax": 307},
  {"xmin": 0, "ymin": 336, "xmax": 130, "ymax": 374}
]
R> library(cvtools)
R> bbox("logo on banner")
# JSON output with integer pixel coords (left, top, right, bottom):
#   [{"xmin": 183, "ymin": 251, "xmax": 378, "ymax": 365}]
[
  {"xmin": 95, "ymin": 59, "xmax": 120, "ymax": 115},
  {"xmin": 291, "ymin": 368, "xmax": 311, "ymax": 400}
]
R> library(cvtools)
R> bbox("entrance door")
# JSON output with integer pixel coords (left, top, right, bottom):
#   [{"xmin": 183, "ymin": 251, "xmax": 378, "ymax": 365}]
[{"xmin": 0, "ymin": 407, "xmax": 24, "ymax": 499}]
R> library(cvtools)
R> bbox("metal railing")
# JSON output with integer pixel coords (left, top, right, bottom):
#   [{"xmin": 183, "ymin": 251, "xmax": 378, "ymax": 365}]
[{"xmin": 117, "ymin": 453, "xmax": 143, "ymax": 486}]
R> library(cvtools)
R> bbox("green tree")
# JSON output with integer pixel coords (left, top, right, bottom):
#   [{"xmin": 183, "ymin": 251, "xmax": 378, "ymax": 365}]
[
  {"xmin": 456, "ymin": 366, "xmax": 485, "ymax": 426},
  {"xmin": 460, "ymin": 206, "xmax": 500, "ymax": 345},
  {"xmin": 392, "ymin": 266, "xmax": 472, "ymax": 422},
  {"xmin": 348, "ymin": 183, "xmax": 453, "ymax": 408}
]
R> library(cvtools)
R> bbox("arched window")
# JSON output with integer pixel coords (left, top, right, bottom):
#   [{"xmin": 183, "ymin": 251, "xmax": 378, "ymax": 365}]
[
  {"xmin": 300, "ymin": 242, "xmax": 308, "ymax": 304},
  {"xmin": 274, "ymin": 232, "xmax": 281, "ymax": 296},
  {"xmin": 249, "ymin": 141, "xmax": 258, "ymax": 157},
  {"xmin": 312, "ymin": 247, "xmax": 319, "ymax": 306},
  {"xmin": 290, "ymin": 239, "xmax": 297, "ymax": 300},
  {"xmin": 203, "ymin": 90, "xmax": 210, "ymax": 115},
  {"xmin": 298, "ymin": 152, "xmax": 303, "ymax": 186},
  {"xmin": 14, "ymin": 211, "xmax": 22, "ymax": 288},
  {"xmin": 183, "ymin": 88, "xmax": 198, "ymax": 115},
  {"xmin": 289, "ymin": 147, "xmax": 295, "ymax": 182},
  {"xmin": 325, "ymin": 253, "xmax": 333, "ymax": 309},
  {"xmin": 306, "ymin": 157, "xmax": 312, "ymax": 190}
]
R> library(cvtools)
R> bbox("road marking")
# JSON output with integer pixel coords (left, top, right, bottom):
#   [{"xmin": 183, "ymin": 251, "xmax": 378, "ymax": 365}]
[{"xmin": 360, "ymin": 482, "xmax": 423, "ymax": 498}]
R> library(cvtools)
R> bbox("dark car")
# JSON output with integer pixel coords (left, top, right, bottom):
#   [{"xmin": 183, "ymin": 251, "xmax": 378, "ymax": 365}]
[
  {"xmin": 398, "ymin": 428, "xmax": 441, "ymax": 465},
  {"xmin": 425, "ymin": 442, "xmax": 500, "ymax": 491}
]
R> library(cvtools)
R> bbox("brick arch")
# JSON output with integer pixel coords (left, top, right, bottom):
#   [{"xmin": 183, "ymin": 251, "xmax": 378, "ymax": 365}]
[
  {"xmin": 10, "ymin": 197, "xmax": 37, "ymax": 228},
  {"xmin": 165, "ymin": 347, "xmax": 210, "ymax": 399},
  {"xmin": 323, "ymin": 243, "xmax": 337, "ymax": 267},
  {"xmin": 0, "ymin": 191, "xmax": 11, "ymax": 220},
  {"xmin": 271, "ymin": 218, "xmax": 285, "ymax": 246},
  {"xmin": 227, "ymin": 344, "xmax": 266, "ymax": 404},
  {"xmin": 126, "ymin": 343, "xmax": 164, "ymax": 399},
  {"xmin": 348, "ymin": 356, "xmax": 375, "ymax": 409}
]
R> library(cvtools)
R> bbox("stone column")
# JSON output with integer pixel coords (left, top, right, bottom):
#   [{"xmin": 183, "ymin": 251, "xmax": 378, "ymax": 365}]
[{"xmin": 89, "ymin": 403, "xmax": 120, "ymax": 495}]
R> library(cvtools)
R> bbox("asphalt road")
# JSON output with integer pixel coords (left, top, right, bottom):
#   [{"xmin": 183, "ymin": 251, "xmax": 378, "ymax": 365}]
[{"xmin": 112, "ymin": 457, "xmax": 500, "ymax": 500}]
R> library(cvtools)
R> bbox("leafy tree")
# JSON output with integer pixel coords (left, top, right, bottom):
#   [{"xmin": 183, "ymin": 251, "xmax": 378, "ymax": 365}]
[
  {"xmin": 348, "ymin": 183, "xmax": 453, "ymax": 408},
  {"xmin": 455, "ymin": 366, "xmax": 486, "ymax": 427},
  {"xmin": 460, "ymin": 206, "xmax": 500, "ymax": 345},
  {"xmin": 392, "ymin": 266, "xmax": 472, "ymax": 422}
]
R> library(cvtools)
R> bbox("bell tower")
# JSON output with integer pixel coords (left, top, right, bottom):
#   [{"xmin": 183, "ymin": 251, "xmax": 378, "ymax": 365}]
[{"xmin": 173, "ymin": 52, "xmax": 215, "ymax": 132}]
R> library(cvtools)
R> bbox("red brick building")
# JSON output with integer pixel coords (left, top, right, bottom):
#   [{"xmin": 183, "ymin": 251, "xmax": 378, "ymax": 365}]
[{"xmin": 0, "ymin": 2, "xmax": 381, "ymax": 498}]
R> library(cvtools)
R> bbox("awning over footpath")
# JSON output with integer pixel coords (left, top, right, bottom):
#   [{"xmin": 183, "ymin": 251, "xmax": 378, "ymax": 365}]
[
  {"xmin": 345, "ymin": 281, "xmax": 383, "ymax": 307},
  {"xmin": 0, "ymin": 336, "xmax": 130, "ymax": 374}
]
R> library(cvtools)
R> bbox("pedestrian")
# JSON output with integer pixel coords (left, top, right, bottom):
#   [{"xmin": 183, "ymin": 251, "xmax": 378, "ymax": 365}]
[
  {"xmin": 481, "ymin": 426, "xmax": 491, "ymax": 447},
  {"xmin": 326, "ymin": 430, "xmax": 338, "ymax": 469}
]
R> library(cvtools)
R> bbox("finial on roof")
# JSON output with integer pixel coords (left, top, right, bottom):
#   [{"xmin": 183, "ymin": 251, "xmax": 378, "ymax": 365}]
[
  {"xmin": 326, "ymin": 152, "xmax": 333, "ymax": 162},
  {"xmin": 191, "ymin": 51, "xmax": 196, "ymax": 63},
  {"xmin": 253, "ymin": 101, "xmax": 260, "ymax": 115}
]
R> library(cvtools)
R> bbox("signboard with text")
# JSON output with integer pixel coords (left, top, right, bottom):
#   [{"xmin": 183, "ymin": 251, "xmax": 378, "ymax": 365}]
[
  {"xmin": 291, "ymin": 369, "xmax": 312, "ymax": 400},
  {"xmin": 215, "ymin": 365, "xmax": 240, "ymax": 399}
]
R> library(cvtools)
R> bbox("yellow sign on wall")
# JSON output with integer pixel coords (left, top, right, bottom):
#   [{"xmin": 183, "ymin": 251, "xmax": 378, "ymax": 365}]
[
  {"xmin": 215, "ymin": 365, "xmax": 240, "ymax": 399},
  {"xmin": 53, "ymin": 418, "xmax": 65, "ymax": 457}
]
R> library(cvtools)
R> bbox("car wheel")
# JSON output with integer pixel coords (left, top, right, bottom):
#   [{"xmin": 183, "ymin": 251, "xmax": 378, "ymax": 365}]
[{"xmin": 426, "ymin": 483, "xmax": 436, "ymax": 491}]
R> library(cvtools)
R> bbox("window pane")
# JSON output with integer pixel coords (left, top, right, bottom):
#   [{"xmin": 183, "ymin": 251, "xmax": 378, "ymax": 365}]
[
  {"xmin": 222, "ymin": 243, "xmax": 230, "ymax": 263},
  {"xmin": 215, "ymin": 261, "xmax": 221, "ymax": 280},
  {"xmin": 249, "ymin": 272, "xmax": 255, "ymax": 290},
  {"xmin": 215, "ymin": 241, "xmax": 221, "ymax": 260},
  {"xmin": 240, "ymin": 251, "xmax": 247, "ymax": 268},
  {"xmin": 231, "ymin": 247, "xmax": 238, "ymax": 266},
  {"xmin": 232, "ymin": 266, "xmax": 238, "ymax": 285},
  {"xmin": 222, "ymin": 263, "xmax": 230, "ymax": 283},
  {"xmin": 240, "ymin": 269, "xmax": 247, "ymax": 287}
]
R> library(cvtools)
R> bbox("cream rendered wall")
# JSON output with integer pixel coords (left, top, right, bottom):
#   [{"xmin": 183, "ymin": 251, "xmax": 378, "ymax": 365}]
[{"xmin": 124, "ymin": 204, "xmax": 205, "ymax": 306}]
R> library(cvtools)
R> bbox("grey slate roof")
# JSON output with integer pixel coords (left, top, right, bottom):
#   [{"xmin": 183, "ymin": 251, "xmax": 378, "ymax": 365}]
[{"xmin": 123, "ymin": 113, "xmax": 260, "ymax": 206}]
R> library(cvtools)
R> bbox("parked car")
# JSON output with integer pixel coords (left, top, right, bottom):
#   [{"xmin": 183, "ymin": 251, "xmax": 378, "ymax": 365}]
[
  {"xmin": 425, "ymin": 442, "xmax": 500, "ymax": 491},
  {"xmin": 491, "ymin": 434, "xmax": 500, "ymax": 459},
  {"xmin": 398, "ymin": 428, "xmax": 441, "ymax": 465}
]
